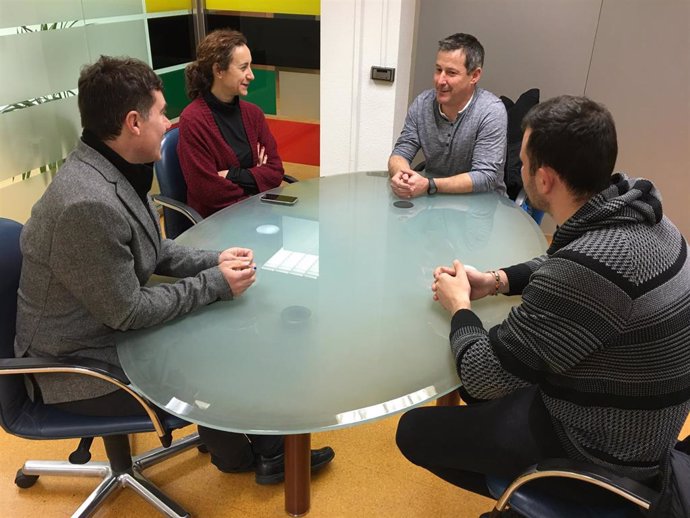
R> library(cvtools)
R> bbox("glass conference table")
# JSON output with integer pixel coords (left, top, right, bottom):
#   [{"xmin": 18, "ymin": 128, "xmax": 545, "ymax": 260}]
[{"xmin": 118, "ymin": 172, "xmax": 547, "ymax": 516}]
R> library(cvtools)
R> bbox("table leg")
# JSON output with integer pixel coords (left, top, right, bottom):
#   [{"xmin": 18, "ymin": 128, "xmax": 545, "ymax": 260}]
[
  {"xmin": 285, "ymin": 433, "xmax": 311, "ymax": 516},
  {"xmin": 436, "ymin": 390, "xmax": 460, "ymax": 406}
]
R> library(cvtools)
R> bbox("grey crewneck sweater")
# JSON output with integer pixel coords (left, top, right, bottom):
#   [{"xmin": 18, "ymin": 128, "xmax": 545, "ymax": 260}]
[{"xmin": 392, "ymin": 87, "xmax": 507, "ymax": 195}]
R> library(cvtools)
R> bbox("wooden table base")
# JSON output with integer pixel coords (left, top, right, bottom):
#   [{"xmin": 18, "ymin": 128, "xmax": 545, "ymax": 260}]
[
  {"xmin": 284, "ymin": 393, "xmax": 457, "ymax": 515},
  {"xmin": 285, "ymin": 433, "xmax": 311, "ymax": 516},
  {"xmin": 436, "ymin": 390, "xmax": 460, "ymax": 406}
]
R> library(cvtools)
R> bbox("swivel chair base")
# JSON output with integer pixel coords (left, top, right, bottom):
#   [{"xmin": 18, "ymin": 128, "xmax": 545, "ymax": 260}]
[{"xmin": 17, "ymin": 432, "xmax": 201, "ymax": 518}]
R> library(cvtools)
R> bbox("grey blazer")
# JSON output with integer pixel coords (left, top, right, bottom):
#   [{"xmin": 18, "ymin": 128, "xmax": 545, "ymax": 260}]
[{"xmin": 15, "ymin": 141, "xmax": 232, "ymax": 404}]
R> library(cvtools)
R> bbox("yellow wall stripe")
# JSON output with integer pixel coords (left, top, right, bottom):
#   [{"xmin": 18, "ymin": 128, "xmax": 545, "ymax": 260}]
[
  {"xmin": 206, "ymin": 0, "xmax": 320, "ymax": 16},
  {"xmin": 145, "ymin": 0, "xmax": 192, "ymax": 13}
]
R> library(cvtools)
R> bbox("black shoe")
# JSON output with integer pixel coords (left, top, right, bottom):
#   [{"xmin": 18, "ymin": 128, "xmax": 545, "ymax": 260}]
[
  {"xmin": 210, "ymin": 454, "xmax": 255, "ymax": 474},
  {"xmin": 255, "ymin": 446, "xmax": 335, "ymax": 485}
]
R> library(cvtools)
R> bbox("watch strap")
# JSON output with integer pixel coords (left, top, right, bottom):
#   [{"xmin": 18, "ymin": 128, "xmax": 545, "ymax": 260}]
[{"xmin": 427, "ymin": 177, "xmax": 437, "ymax": 195}]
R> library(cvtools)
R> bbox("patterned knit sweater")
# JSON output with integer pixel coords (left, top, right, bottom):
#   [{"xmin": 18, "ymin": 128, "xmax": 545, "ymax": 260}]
[{"xmin": 451, "ymin": 174, "xmax": 690, "ymax": 481}]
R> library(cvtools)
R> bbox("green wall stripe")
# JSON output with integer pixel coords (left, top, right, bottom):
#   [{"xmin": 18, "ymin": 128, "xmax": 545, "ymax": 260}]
[
  {"xmin": 245, "ymin": 68, "xmax": 277, "ymax": 115},
  {"xmin": 158, "ymin": 67, "xmax": 276, "ymax": 119},
  {"xmin": 158, "ymin": 68, "xmax": 189, "ymax": 119}
]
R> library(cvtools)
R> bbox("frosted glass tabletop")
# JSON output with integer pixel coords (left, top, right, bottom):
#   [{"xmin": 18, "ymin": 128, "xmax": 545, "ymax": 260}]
[{"xmin": 117, "ymin": 172, "xmax": 547, "ymax": 434}]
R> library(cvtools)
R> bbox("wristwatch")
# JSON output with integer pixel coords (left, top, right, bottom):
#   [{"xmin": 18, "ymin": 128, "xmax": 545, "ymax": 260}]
[{"xmin": 427, "ymin": 177, "xmax": 438, "ymax": 195}]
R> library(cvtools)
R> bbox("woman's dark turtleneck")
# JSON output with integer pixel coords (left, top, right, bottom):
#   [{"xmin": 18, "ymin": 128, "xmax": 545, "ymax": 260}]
[{"xmin": 202, "ymin": 90, "xmax": 258, "ymax": 194}]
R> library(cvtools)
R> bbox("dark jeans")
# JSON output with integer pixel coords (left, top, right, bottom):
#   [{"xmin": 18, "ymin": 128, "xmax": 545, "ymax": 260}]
[
  {"xmin": 396, "ymin": 385, "xmax": 644, "ymax": 511},
  {"xmin": 54, "ymin": 389, "xmax": 283, "ymax": 472}
]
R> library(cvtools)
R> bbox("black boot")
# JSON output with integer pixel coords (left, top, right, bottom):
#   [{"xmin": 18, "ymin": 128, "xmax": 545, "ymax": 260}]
[{"xmin": 255, "ymin": 446, "xmax": 335, "ymax": 485}]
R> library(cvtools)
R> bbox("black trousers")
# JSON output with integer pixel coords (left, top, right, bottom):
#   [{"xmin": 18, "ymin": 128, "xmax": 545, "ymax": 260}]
[
  {"xmin": 396, "ymin": 385, "xmax": 566, "ymax": 497},
  {"xmin": 396, "ymin": 385, "xmax": 646, "ymax": 510},
  {"xmin": 54, "ymin": 389, "xmax": 283, "ymax": 472}
]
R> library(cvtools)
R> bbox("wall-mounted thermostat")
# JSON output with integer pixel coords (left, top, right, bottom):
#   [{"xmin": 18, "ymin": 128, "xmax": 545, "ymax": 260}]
[{"xmin": 371, "ymin": 66, "xmax": 395, "ymax": 83}]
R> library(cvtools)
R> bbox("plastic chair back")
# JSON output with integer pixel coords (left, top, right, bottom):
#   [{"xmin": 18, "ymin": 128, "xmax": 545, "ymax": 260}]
[{"xmin": 154, "ymin": 128, "xmax": 194, "ymax": 239}]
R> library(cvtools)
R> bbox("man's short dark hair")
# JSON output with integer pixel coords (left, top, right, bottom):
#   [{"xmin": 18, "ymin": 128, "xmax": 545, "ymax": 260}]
[
  {"xmin": 438, "ymin": 33, "xmax": 484, "ymax": 72},
  {"xmin": 78, "ymin": 56, "xmax": 163, "ymax": 140},
  {"xmin": 522, "ymin": 95, "xmax": 618, "ymax": 197}
]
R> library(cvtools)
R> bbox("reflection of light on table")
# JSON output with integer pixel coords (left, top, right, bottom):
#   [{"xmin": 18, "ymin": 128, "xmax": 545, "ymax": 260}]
[
  {"xmin": 261, "ymin": 215, "xmax": 320, "ymax": 278},
  {"xmin": 335, "ymin": 386, "xmax": 437, "ymax": 424},
  {"xmin": 262, "ymin": 248, "xmax": 319, "ymax": 278},
  {"xmin": 164, "ymin": 396, "xmax": 194, "ymax": 415},
  {"xmin": 256, "ymin": 224, "xmax": 281, "ymax": 235}
]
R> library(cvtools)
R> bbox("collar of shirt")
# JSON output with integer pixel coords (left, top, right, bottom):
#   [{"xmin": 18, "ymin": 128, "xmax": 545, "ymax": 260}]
[
  {"xmin": 438, "ymin": 91, "xmax": 475, "ymax": 122},
  {"xmin": 203, "ymin": 90, "xmax": 240, "ymax": 115}
]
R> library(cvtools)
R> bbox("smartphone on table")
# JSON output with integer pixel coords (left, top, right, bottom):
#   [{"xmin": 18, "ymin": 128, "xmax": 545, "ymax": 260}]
[{"xmin": 260, "ymin": 193, "xmax": 298, "ymax": 206}]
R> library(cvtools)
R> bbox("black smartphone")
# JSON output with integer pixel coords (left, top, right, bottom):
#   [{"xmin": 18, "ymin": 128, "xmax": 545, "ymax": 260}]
[{"xmin": 260, "ymin": 193, "xmax": 298, "ymax": 205}]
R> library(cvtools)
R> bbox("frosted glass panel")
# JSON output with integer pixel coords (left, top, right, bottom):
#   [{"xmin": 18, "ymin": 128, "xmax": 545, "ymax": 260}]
[
  {"xmin": 0, "ymin": 0, "xmax": 83, "ymax": 29},
  {"xmin": 0, "ymin": 171, "xmax": 57, "ymax": 223},
  {"xmin": 0, "ymin": 96, "xmax": 80, "ymax": 182},
  {"xmin": 0, "ymin": 28, "xmax": 88, "ymax": 106},
  {"xmin": 82, "ymin": 0, "xmax": 144, "ymax": 19},
  {"xmin": 0, "ymin": 0, "xmax": 153, "ymax": 219},
  {"xmin": 85, "ymin": 20, "xmax": 149, "ymax": 63}
]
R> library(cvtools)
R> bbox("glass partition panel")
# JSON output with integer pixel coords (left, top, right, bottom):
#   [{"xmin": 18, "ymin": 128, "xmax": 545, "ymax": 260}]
[
  {"xmin": 0, "ymin": 0, "xmax": 83, "ymax": 30},
  {"xmin": 0, "ymin": 1, "xmax": 151, "ymax": 220},
  {"xmin": 82, "ymin": 0, "xmax": 144, "ymax": 19},
  {"xmin": 0, "ymin": 28, "xmax": 89, "ymax": 106},
  {"xmin": 85, "ymin": 20, "xmax": 149, "ymax": 63},
  {"xmin": 0, "ymin": 171, "xmax": 57, "ymax": 223},
  {"xmin": 0, "ymin": 96, "xmax": 80, "ymax": 182}
]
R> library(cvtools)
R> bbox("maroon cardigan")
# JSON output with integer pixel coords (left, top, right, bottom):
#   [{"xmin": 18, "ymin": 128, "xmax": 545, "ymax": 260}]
[{"xmin": 177, "ymin": 97, "xmax": 284, "ymax": 218}]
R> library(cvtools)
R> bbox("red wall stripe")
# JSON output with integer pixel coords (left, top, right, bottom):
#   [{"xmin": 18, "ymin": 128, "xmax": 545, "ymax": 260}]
[{"xmin": 266, "ymin": 119, "xmax": 320, "ymax": 166}]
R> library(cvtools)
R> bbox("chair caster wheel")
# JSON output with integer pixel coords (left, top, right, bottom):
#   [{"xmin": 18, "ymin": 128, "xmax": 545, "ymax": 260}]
[
  {"xmin": 197, "ymin": 444, "xmax": 209, "ymax": 454},
  {"xmin": 15, "ymin": 469, "xmax": 39, "ymax": 488},
  {"xmin": 69, "ymin": 450, "xmax": 92, "ymax": 464}
]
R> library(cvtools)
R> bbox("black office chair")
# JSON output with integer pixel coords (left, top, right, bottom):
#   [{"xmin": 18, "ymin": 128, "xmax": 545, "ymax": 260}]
[
  {"xmin": 153, "ymin": 127, "xmax": 299, "ymax": 240},
  {"xmin": 485, "ymin": 458, "xmax": 659, "ymax": 517},
  {"xmin": 0, "ymin": 217, "xmax": 201, "ymax": 518}
]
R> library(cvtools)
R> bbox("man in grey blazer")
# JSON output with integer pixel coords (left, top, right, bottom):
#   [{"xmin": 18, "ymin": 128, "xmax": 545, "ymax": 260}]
[{"xmin": 15, "ymin": 56, "xmax": 333, "ymax": 484}]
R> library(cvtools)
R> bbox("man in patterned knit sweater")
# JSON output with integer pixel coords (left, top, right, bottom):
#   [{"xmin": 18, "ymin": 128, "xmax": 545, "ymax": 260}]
[{"xmin": 396, "ymin": 95, "xmax": 690, "ymax": 514}]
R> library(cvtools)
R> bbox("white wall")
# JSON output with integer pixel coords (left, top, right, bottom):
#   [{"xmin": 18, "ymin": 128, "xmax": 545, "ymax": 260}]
[
  {"xmin": 320, "ymin": 0, "xmax": 417, "ymax": 176},
  {"xmin": 412, "ymin": 0, "xmax": 689, "ymax": 236},
  {"xmin": 413, "ymin": 0, "xmax": 602, "ymax": 101}
]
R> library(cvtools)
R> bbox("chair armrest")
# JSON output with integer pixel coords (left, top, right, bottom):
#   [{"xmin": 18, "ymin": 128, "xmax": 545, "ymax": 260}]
[
  {"xmin": 283, "ymin": 174, "xmax": 298, "ymax": 184},
  {"xmin": 0, "ymin": 356, "xmax": 128, "ymax": 383},
  {"xmin": 0, "ymin": 356, "xmax": 171, "ymax": 444},
  {"xmin": 151, "ymin": 194, "xmax": 203, "ymax": 225},
  {"xmin": 494, "ymin": 457, "xmax": 657, "ymax": 512}
]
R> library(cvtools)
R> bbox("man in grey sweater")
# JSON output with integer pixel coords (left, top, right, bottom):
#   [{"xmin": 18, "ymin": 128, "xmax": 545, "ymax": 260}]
[{"xmin": 389, "ymin": 33, "xmax": 507, "ymax": 198}]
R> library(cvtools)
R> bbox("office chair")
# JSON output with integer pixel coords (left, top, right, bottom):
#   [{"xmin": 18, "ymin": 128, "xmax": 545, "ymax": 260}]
[
  {"xmin": 0, "ymin": 217, "xmax": 201, "ymax": 518},
  {"xmin": 485, "ymin": 458, "xmax": 659, "ymax": 517},
  {"xmin": 515, "ymin": 188, "xmax": 545, "ymax": 225},
  {"xmin": 153, "ymin": 127, "xmax": 299, "ymax": 240},
  {"xmin": 153, "ymin": 127, "xmax": 203, "ymax": 240}
]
